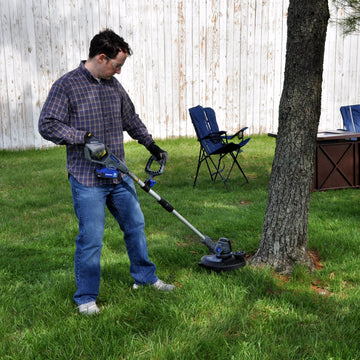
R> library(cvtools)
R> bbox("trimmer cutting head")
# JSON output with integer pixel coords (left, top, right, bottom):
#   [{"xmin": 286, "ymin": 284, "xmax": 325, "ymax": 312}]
[
  {"xmin": 199, "ymin": 237, "xmax": 246, "ymax": 271},
  {"xmin": 199, "ymin": 251, "xmax": 246, "ymax": 271}
]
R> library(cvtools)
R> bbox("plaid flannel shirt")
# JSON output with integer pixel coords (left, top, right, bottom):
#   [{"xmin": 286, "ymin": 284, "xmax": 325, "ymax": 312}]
[{"xmin": 39, "ymin": 61, "xmax": 154, "ymax": 186}]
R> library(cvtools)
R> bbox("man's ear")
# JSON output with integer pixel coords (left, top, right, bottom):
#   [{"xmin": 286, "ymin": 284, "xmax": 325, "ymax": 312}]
[{"xmin": 97, "ymin": 54, "xmax": 107, "ymax": 64}]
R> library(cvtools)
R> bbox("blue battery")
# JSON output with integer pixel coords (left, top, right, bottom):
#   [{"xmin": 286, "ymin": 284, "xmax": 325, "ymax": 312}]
[{"xmin": 95, "ymin": 167, "xmax": 119, "ymax": 178}]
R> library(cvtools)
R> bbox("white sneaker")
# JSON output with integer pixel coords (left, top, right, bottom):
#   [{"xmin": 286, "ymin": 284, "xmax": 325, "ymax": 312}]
[
  {"xmin": 152, "ymin": 279, "xmax": 176, "ymax": 291},
  {"xmin": 133, "ymin": 279, "xmax": 175, "ymax": 292},
  {"xmin": 78, "ymin": 301, "xmax": 100, "ymax": 315}
]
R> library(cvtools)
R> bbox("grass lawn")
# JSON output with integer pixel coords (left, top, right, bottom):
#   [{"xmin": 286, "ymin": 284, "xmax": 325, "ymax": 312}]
[{"xmin": 1, "ymin": 135, "xmax": 359, "ymax": 359}]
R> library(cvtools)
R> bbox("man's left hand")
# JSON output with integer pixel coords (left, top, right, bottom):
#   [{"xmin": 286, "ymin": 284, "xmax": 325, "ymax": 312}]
[{"xmin": 147, "ymin": 142, "xmax": 168, "ymax": 162}]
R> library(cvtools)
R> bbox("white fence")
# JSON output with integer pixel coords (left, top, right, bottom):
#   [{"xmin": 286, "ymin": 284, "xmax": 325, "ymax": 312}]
[{"xmin": 0, "ymin": 0, "xmax": 359, "ymax": 150}]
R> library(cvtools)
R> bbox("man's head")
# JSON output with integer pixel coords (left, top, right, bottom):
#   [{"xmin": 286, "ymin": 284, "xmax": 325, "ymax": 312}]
[
  {"xmin": 86, "ymin": 29, "xmax": 132, "ymax": 80},
  {"xmin": 88, "ymin": 29, "xmax": 133, "ymax": 59}
]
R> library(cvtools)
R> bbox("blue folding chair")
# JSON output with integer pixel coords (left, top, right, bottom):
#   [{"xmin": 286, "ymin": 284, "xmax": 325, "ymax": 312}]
[
  {"xmin": 340, "ymin": 104, "xmax": 360, "ymax": 132},
  {"xmin": 340, "ymin": 104, "xmax": 360, "ymax": 140},
  {"xmin": 189, "ymin": 105, "xmax": 250, "ymax": 191}
]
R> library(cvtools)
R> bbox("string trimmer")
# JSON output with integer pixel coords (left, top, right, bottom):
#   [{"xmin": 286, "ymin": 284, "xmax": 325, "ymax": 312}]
[{"xmin": 84, "ymin": 145, "xmax": 246, "ymax": 271}]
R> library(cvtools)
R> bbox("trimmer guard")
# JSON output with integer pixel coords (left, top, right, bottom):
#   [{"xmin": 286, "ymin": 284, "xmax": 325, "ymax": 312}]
[{"xmin": 199, "ymin": 251, "xmax": 246, "ymax": 271}]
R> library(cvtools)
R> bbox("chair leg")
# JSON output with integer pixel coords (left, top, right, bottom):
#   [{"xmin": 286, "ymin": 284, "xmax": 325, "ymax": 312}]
[
  {"xmin": 212, "ymin": 155, "xmax": 226, "ymax": 183},
  {"xmin": 193, "ymin": 148, "xmax": 203, "ymax": 187},
  {"xmin": 229, "ymin": 151, "xmax": 248, "ymax": 183},
  {"xmin": 205, "ymin": 157, "xmax": 216, "ymax": 182},
  {"xmin": 202, "ymin": 149, "xmax": 223, "ymax": 184},
  {"xmin": 209, "ymin": 154, "xmax": 230, "ymax": 191},
  {"xmin": 194, "ymin": 147, "xmax": 247, "ymax": 191}
]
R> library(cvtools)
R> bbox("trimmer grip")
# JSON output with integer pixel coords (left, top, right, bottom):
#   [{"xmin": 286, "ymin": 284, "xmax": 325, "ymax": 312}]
[{"xmin": 145, "ymin": 155, "xmax": 167, "ymax": 179}]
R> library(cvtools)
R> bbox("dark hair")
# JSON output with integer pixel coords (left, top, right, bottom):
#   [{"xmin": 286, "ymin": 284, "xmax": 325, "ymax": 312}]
[{"xmin": 88, "ymin": 29, "xmax": 133, "ymax": 59}]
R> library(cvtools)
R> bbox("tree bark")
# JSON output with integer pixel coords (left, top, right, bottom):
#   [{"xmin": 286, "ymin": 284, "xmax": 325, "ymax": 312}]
[{"xmin": 250, "ymin": 0, "xmax": 330, "ymax": 273}]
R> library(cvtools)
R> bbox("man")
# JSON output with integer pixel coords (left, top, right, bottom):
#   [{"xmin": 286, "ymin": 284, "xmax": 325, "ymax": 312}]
[{"xmin": 39, "ymin": 29, "xmax": 175, "ymax": 315}]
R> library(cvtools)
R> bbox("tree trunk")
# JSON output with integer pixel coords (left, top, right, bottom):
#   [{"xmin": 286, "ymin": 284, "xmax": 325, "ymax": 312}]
[{"xmin": 250, "ymin": 0, "xmax": 330, "ymax": 273}]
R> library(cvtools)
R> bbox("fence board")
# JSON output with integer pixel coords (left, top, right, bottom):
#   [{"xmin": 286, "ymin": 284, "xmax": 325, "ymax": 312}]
[{"xmin": 0, "ymin": 1, "xmax": 10, "ymax": 149}]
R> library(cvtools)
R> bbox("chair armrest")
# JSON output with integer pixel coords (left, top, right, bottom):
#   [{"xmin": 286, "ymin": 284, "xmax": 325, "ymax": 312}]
[
  {"xmin": 199, "ymin": 131, "xmax": 226, "ymax": 141},
  {"xmin": 224, "ymin": 127, "xmax": 249, "ymax": 140}
]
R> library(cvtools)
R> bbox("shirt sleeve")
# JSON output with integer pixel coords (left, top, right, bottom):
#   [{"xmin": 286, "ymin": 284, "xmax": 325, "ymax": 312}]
[
  {"xmin": 38, "ymin": 81, "xmax": 86, "ymax": 145},
  {"xmin": 119, "ymin": 85, "xmax": 154, "ymax": 148}
]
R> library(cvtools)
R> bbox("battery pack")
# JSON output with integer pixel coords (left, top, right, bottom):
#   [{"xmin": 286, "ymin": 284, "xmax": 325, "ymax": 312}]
[{"xmin": 95, "ymin": 167, "xmax": 119, "ymax": 179}]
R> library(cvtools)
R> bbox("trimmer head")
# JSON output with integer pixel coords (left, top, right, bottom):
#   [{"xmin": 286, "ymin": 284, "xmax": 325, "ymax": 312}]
[
  {"xmin": 199, "ymin": 237, "xmax": 246, "ymax": 271},
  {"xmin": 199, "ymin": 251, "xmax": 246, "ymax": 271}
]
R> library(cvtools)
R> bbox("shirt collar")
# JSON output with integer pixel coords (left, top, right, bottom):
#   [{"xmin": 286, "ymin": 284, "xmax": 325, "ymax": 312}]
[
  {"xmin": 79, "ymin": 60, "xmax": 101, "ymax": 83},
  {"xmin": 79, "ymin": 60, "xmax": 116, "ymax": 84}
]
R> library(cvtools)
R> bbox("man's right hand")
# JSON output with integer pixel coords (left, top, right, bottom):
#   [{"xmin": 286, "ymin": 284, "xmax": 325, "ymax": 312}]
[{"xmin": 84, "ymin": 133, "xmax": 106, "ymax": 160}]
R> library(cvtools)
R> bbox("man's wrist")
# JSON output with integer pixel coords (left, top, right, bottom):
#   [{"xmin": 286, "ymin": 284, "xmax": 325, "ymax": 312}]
[
  {"xmin": 147, "ymin": 142, "xmax": 167, "ymax": 161},
  {"xmin": 84, "ymin": 132, "xmax": 93, "ymax": 143}
]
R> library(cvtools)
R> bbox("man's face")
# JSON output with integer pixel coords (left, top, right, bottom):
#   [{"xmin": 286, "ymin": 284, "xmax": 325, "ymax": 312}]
[{"xmin": 98, "ymin": 50, "xmax": 128, "ymax": 80}]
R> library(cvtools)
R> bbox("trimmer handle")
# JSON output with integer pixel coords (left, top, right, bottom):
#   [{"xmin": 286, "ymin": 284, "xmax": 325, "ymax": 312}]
[
  {"xmin": 84, "ymin": 145, "xmax": 129, "ymax": 174},
  {"xmin": 145, "ymin": 154, "xmax": 167, "ymax": 180}
]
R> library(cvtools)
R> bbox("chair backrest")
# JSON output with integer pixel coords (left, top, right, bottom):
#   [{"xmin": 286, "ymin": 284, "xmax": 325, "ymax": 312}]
[
  {"xmin": 203, "ymin": 107, "xmax": 220, "ymax": 133},
  {"xmin": 189, "ymin": 105, "xmax": 223, "ymax": 154},
  {"xmin": 340, "ymin": 104, "xmax": 360, "ymax": 132}
]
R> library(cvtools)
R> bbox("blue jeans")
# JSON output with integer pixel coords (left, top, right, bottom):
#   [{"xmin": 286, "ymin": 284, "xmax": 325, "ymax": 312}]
[{"xmin": 69, "ymin": 175, "xmax": 158, "ymax": 305}]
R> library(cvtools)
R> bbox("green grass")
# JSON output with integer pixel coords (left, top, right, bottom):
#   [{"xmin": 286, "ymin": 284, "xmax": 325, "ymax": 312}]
[{"xmin": 1, "ymin": 135, "xmax": 360, "ymax": 359}]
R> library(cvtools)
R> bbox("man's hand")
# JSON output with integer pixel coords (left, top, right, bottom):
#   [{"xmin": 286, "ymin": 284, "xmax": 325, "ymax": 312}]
[
  {"xmin": 147, "ymin": 142, "xmax": 168, "ymax": 162},
  {"xmin": 84, "ymin": 133, "xmax": 106, "ymax": 160}
]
